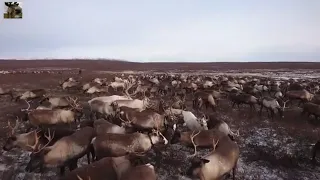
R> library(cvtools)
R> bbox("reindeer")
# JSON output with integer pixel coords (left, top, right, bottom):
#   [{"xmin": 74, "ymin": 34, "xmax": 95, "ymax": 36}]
[
  {"xmin": 3, "ymin": 119, "xmax": 75, "ymax": 152},
  {"xmin": 301, "ymin": 102, "xmax": 320, "ymax": 120},
  {"xmin": 15, "ymin": 89, "xmax": 46, "ymax": 102},
  {"xmin": 87, "ymin": 84, "xmax": 134, "ymax": 119},
  {"xmin": 85, "ymin": 86, "xmax": 109, "ymax": 95},
  {"xmin": 120, "ymin": 163, "xmax": 157, "ymax": 180},
  {"xmin": 61, "ymin": 79, "xmax": 81, "ymax": 91},
  {"xmin": 186, "ymin": 135, "xmax": 239, "ymax": 180},
  {"xmin": 93, "ymin": 119, "xmax": 126, "ymax": 135},
  {"xmin": 285, "ymin": 89, "xmax": 314, "ymax": 107},
  {"xmin": 111, "ymin": 95, "xmax": 151, "ymax": 112},
  {"xmin": 92, "ymin": 131, "xmax": 168, "ymax": 160},
  {"xmin": 59, "ymin": 156, "xmax": 135, "ymax": 180},
  {"xmin": 130, "ymin": 84, "xmax": 151, "ymax": 97},
  {"xmin": 258, "ymin": 97, "xmax": 288, "ymax": 119},
  {"xmin": 4, "ymin": 2, "xmax": 22, "ymax": 18},
  {"xmin": 0, "ymin": 87, "xmax": 14, "ymax": 100},
  {"xmin": 109, "ymin": 81, "xmax": 128, "ymax": 91},
  {"xmin": 171, "ymin": 129, "xmax": 227, "ymax": 157},
  {"xmin": 25, "ymin": 127, "xmax": 95, "ymax": 176},
  {"xmin": 166, "ymin": 108, "xmax": 208, "ymax": 131},
  {"xmin": 229, "ymin": 92, "xmax": 258, "ymax": 111},
  {"xmin": 24, "ymin": 97, "xmax": 83, "ymax": 127},
  {"xmin": 112, "ymin": 102, "xmax": 171, "ymax": 132},
  {"xmin": 171, "ymin": 95, "xmax": 186, "ymax": 110},
  {"xmin": 193, "ymin": 91, "xmax": 217, "ymax": 112},
  {"xmin": 39, "ymin": 96, "xmax": 71, "ymax": 109},
  {"xmin": 82, "ymin": 82, "xmax": 103, "ymax": 92},
  {"xmin": 206, "ymin": 114, "xmax": 239, "ymax": 140}
]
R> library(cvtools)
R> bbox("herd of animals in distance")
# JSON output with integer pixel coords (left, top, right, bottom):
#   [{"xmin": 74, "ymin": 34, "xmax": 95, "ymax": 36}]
[{"xmin": 1, "ymin": 70, "xmax": 320, "ymax": 180}]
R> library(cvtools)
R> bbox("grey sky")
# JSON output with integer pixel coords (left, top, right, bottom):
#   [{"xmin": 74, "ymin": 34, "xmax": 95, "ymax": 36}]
[{"xmin": 0, "ymin": 0, "xmax": 319, "ymax": 62}]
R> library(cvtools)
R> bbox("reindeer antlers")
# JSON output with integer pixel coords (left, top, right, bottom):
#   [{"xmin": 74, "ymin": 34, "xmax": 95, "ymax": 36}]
[
  {"xmin": 25, "ymin": 129, "xmax": 42, "ymax": 151},
  {"xmin": 124, "ymin": 81, "xmax": 135, "ymax": 98},
  {"xmin": 32, "ymin": 129, "xmax": 55, "ymax": 153},
  {"xmin": 212, "ymin": 138, "xmax": 219, "ymax": 152},
  {"xmin": 188, "ymin": 130, "xmax": 201, "ymax": 157},
  {"xmin": 7, "ymin": 117, "xmax": 20, "ymax": 136},
  {"xmin": 21, "ymin": 100, "xmax": 31, "ymax": 112},
  {"xmin": 77, "ymin": 175, "xmax": 91, "ymax": 180},
  {"xmin": 67, "ymin": 96, "xmax": 81, "ymax": 110}
]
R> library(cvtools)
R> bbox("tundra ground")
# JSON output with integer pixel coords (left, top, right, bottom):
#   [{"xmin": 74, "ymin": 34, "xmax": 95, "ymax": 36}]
[{"xmin": 0, "ymin": 61, "xmax": 320, "ymax": 180}]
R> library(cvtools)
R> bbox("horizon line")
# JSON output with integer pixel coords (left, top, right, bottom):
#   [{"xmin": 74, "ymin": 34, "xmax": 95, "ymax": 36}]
[{"xmin": 0, "ymin": 58, "xmax": 319, "ymax": 63}]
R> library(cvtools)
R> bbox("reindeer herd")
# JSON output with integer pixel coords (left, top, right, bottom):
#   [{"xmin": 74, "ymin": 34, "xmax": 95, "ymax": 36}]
[{"xmin": 1, "ymin": 72, "xmax": 320, "ymax": 180}]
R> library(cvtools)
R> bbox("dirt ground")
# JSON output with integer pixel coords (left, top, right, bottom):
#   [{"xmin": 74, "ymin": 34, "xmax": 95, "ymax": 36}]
[{"xmin": 1, "ymin": 60, "xmax": 320, "ymax": 180}]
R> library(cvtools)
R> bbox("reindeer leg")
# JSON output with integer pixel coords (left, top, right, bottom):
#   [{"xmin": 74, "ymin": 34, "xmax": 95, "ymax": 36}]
[
  {"xmin": 232, "ymin": 102, "xmax": 236, "ymax": 108},
  {"xmin": 232, "ymin": 163, "xmax": 237, "ymax": 180},
  {"xmin": 86, "ymin": 151, "xmax": 91, "ymax": 164},
  {"xmin": 259, "ymin": 105, "xmax": 263, "ymax": 116},
  {"xmin": 68, "ymin": 160, "xmax": 78, "ymax": 171},
  {"xmin": 59, "ymin": 166, "xmax": 66, "ymax": 176},
  {"xmin": 271, "ymin": 109, "xmax": 275, "ymax": 120},
  {"xmin": 90, "ymin": 145, "xmax": 96, "ymax": 162}
]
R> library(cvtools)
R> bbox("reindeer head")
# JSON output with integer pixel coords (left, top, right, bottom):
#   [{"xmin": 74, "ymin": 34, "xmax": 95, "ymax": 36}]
[
  {"xmin": 148, "ymin": 129, "xmax": 168, "ymax": 146},
  {"xmin": 187, "ymin": 138, "xmax": 219, "ymax": 177},
  {"xmin": 5, "ymin": 2, "xmax": 22, "ymax": 18},
  {"xmin": 187, "ymin": 157, "xmax": 210, "ymax": 177},
  {"xmin": 198, "ymin": 113, "xmax": 209, "ymax": 130},
  {"xmin": 67, "ymin": 97, "xmax": 83, "ymax": 120},
  {"xmin": 110, "ymin": 101, "xmax": 119, "ymax": 111},
  {"xmin": 3, "ymin": 117, "xmax": 20, "ymax": 151}
]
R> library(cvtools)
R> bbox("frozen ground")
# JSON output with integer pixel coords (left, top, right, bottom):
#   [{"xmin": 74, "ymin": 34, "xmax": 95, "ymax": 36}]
[{"xmin": 0, "ymin": 69, "xmax": 320, "ymax": 180}]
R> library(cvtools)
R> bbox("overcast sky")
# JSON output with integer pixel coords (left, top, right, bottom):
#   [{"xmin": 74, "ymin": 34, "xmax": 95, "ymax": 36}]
[{"xmin": 0, "ymin": 0, "xmax": 319, "ymax": 62}]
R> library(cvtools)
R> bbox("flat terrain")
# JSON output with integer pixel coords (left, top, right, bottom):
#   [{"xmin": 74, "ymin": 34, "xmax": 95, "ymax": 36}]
[{"xmin": 0, "ymin": 60, "xmax": 320, "ymax": 180}]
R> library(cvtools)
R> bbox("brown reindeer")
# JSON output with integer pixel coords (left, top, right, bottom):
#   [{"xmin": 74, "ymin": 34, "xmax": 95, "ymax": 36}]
[
  {"xmin": 25, "ymin": 127, "xmax": 95, "ymax": 176},
  {"xmin": 59, "ymin": 155, "xmax": 135, "ymax": 180},
  {"xmin": 258, "ymin": 97, "xmax": 288, "ymax": 119},
  {"xmin": 15, "ymin": 89, "xmax": 46, "ymax": 102},
  {"xmin": 229, "ymin": 92, "xmax": 258, "ymax": 111},
  {"xmin": 120, "ymin": 163, "xmax": 157, "ymax": 180},
  {"xmin": 301, "ymin": 102, "xmax": 320, "ymax": 120},
  {"xmin": 3, "ymin": 118, "xmax": 74, "ymax": 152},
  {"xmin": 285, "ymin": 89, "xmax": 314, "ymax": 106},
  {"xmin": 24, "ymin": 97, "xmax": 83, "ymax": 127},
  {"xmin": 171, "ymin": 129, "xmax": 228, "ymax": 157},
  {"xmin": 186, "ymin": 135, "xmax": 239, "ymax": 180},
  {"xmin": 93, "ymin": 119, "xmax": 126, "ymax": 135},
  {"xmin": 193, "ymin": 91, "xmax": 217, "ymax": 112},
  {"xmin": 39, "ymin": 96, "xmax": 71, "ymax": 109},
  {"xmin": 92, "ymin": 131, "xmax": 168, "ymax": 160}
]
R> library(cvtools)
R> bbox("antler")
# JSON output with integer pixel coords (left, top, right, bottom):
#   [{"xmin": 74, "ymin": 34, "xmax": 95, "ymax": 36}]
[
  {"xmin": 212, "ymin": 138, "xmax": 219, "ymax": 152},
  {"xmin": 77, "ymin": 175, "xmax": 91, "ymax": 180},
  {"xmin": 67, "ymin": 96, "xmax": 81, "ymax": 110},
  {"xmin": 282, "ymin": 100, "xmax": 289, "ymax": 109},
  {"xmin": 124, "ymin": 82, "xmax": 135, "ymax": 98},
  {"xmin": 188, "ymin": 130, "xmax": 201, "ymax": 157},
  {"xmin": 25, "ymin": 129, "xmax": 42, "ymax": 151},
  {"xmin": 21, "ymin": 100, "xmax": 31, "ymax": 112},
  {"xmin": 34, "ymin": 129, "xmax": 55, "ymax": 153},
  {"xmin": 7, "ymin": 117, "xmax": 20, "ymax": 136}
]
